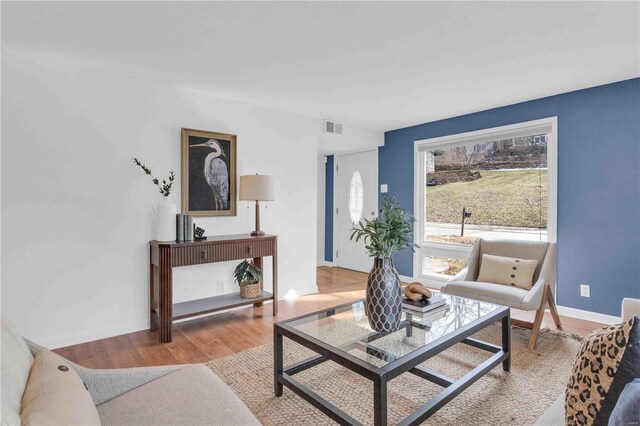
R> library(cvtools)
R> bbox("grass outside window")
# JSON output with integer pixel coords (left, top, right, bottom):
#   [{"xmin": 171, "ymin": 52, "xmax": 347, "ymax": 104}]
[{"xmin": 426, "ymin": 169, "xmax": 547, "ymax": 229}]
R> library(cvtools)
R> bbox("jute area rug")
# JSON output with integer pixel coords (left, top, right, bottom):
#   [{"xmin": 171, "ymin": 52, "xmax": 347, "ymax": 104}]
[{"xmin": 206, "ymin": 325, "xmax": 581, "ymax": 425}]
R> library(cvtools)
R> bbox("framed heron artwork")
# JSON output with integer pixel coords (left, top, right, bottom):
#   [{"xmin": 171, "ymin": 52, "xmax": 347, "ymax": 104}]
[{"xmin": 181, "ymin": 128, "xmax": 237, "ymax": 217}]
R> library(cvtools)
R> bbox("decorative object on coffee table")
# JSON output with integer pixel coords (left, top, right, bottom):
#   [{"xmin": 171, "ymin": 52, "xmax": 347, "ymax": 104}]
[
  {"xmin": 404, "ymin": 282, "xmax": 433, "ymax": 301},
  {"xmin": 351, "ymin": 195, "xmax": 417, "ymax": 332},
  {"xmin": 239, "ymin": 174, "xmax": 275, "ymax": 236},
  {"xmin": 133, "ymin": 158, "xmax": 176, "ymax": 242},
  {"xmin": 233, "ymin": 259, "xmax": 263, "ymax": 299}
]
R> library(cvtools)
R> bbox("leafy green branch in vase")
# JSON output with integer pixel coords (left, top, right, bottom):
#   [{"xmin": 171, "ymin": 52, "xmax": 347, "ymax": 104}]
[
  {"xmin": 133, "ymin": 158, "xmax": 175, "ymax": 196},
  {"xmin": 350, "ymin": 195, "xmax": 418, "ymax": 259}
]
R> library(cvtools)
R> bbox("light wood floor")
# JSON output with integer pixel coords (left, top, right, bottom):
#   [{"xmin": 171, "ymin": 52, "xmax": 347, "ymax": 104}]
[{"xmin": 55, "ymin": 267, "xmax": 604, "ymax": 368}]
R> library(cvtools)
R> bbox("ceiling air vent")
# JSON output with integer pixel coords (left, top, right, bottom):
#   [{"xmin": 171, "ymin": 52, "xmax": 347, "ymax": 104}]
[{"xmin": 324, "ymin": 120, "xmax": 343, "ymax": 135}]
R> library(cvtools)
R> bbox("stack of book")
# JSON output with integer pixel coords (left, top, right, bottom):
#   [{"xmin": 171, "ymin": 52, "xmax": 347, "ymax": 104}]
[
  {"xmin": 176, "ymin": 214, "xmax": 194, "ymax": 242},
  {"xmin": 402, "ymin": 293, "xmax": 448, "ymax": 320}
]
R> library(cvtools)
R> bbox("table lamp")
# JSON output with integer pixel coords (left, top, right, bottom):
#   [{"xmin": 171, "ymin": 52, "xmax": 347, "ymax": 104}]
[{"xmin": 239, "ymin": 174, "xmax": 275, "ymax": 236}]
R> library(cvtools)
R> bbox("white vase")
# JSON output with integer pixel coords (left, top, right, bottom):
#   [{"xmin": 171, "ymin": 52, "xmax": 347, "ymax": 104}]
[{"xmin": 153, "ymin": 197, "xmax": 177, "ymax": 242}]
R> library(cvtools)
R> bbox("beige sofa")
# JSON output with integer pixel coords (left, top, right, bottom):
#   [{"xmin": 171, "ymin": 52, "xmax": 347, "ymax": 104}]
[
  {"xmin": 1, "ymin": 317, "xmax": 259, "ymax": 425},
  {"xmin": 534, "ymin": 298, "xmax": 640, "ymax": 426}
]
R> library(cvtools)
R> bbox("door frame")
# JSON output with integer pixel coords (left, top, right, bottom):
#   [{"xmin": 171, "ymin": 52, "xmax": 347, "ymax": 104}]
[{"xmin": 332, "ymin": 148, "xmax": 379, "ymax": 270}]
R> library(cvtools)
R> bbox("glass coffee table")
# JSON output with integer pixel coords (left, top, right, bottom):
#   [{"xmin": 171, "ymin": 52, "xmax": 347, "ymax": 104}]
[{"xmin": 274, "ymin": 294, "xmax": 510, "ymax": 426}]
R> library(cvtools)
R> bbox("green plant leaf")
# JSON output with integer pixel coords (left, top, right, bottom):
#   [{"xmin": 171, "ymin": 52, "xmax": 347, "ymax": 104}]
[
  {"xmin": 233, "ymin": 259, "xmax": 263, "ymax": 286},
  {"xmin": 350, "ymin": 195, "xmax": 416, "ymax": 259}
]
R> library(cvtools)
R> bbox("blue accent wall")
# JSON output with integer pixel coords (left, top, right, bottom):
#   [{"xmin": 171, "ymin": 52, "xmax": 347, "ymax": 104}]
[
  {"xmin": 379, "ymin": 78, "xmax": 640, "ymax": 316},
  {"xmin": 324, "ymin": 155, "xmax": 334, "ymax": 262}
]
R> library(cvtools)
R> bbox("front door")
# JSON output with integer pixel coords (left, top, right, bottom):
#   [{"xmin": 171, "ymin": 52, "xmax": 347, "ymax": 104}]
[{"xmin": 335, "ymin": 150, "xmax": 377, "ymax": 273}]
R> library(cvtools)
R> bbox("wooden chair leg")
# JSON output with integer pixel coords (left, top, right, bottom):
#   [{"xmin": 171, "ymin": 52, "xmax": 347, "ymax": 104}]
[
  {"xmin": 528, "ymin": 283, "xmax": 550, "ymax": 350},
  {"xmin": 547, "ymin": 287, "xmax": 563, "ymax": 329}
]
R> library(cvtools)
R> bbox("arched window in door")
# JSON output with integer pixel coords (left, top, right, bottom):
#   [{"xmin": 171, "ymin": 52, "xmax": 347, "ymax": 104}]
[{"xmin": 349, "ymin": 171, "xmax": 364, "ymax": 223}]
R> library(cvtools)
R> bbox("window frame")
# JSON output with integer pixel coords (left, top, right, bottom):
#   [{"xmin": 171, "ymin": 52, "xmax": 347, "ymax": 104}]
[{"xmin": 412, "ymin": 117, "xmax": 558, "ymax": 286}]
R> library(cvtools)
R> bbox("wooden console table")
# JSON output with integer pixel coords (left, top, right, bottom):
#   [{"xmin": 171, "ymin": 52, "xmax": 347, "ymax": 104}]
[{"xmin": 149, "ymin": 234, "xmax": 278, "ymax": 343}]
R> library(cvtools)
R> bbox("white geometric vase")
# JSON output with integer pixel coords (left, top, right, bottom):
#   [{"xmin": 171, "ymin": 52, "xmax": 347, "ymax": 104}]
[{"xmin": 153, "ymin": 197, "xmax": 177, "ymax": 242}]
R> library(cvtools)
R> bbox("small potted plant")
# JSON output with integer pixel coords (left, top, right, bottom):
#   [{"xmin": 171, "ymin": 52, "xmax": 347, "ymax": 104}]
[
  {"xmin": 351, "ymin": 195, "xmax": 417, "ymax": 332},
  {"xmin": 233, "ymin": 259, "xmax": 263, "ymax": 298}
]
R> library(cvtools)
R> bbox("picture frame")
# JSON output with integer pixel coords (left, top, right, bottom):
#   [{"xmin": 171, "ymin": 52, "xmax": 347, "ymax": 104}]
[{"xmin": 181, "ymin": 128, "xmax": 237, "ymax": 217}]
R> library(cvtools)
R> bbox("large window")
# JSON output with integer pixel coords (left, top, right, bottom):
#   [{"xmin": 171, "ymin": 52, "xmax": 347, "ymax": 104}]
[{"xmin": 414, "ymin": 118, "xmax": 557, "ymax": 284}]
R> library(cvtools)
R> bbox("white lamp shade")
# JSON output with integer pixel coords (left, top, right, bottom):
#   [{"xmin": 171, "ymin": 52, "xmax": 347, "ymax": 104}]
[{"xmin": 239, "ymin": 174, "xmax": 275, "ymax": 201}]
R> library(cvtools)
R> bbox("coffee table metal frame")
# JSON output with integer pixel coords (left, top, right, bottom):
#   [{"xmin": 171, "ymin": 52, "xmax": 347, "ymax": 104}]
[{"xmin": 274, "ymin": 299, "xmax": 511, "ymax": 426}]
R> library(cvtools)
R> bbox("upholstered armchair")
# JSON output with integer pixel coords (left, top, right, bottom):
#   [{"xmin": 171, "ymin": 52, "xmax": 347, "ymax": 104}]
[{"xmin": 441, "ymin": 238, "xmax": 561, "ymax": 349}]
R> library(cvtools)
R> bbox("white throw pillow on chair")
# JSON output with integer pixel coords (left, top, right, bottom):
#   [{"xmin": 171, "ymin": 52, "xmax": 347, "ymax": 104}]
[{"xmin": 477, "ymin": 254, "xmax": 538, "ymax": 289}]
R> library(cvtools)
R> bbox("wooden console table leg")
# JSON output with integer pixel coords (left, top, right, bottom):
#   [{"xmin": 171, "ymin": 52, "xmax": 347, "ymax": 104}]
[
  {"xmin": 150, "ymin": 261, "xmax": 158, "ymax": 332},
  {"xmin": 253, "ymin": 256, "xmax": 264, "ymax": 308},
  {"xmin": 158, "ymin": 246, "xmax": 173, "ymax": 343}
]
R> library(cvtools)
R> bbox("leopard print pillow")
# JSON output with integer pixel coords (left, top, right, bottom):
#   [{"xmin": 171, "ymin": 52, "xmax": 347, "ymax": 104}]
[{"xmin": 565, "ymin": 316, "xmax": 639, "ymax": 425}]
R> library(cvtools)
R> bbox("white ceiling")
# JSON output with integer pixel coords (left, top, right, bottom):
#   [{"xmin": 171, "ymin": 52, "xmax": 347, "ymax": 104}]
[{"xmin": 2, "ymin": 1, "xmax": 639, "ymax": 132}]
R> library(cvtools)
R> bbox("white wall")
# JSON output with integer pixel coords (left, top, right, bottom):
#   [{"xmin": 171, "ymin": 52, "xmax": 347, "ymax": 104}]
[{"xmin": 1, "ymin": 48, "xmax": 319, "ymax": 348}]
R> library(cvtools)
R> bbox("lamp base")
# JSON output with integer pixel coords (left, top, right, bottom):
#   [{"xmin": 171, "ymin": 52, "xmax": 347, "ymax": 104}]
[{"xmin": 251, "ymin": 200, "xmax": 265, "ymax": 237}]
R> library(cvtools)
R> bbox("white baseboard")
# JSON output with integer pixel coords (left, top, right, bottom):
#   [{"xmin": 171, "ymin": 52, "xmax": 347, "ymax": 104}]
[
  {"xmin": 45, "ymin": 280, "xmax": 618, "ymax": 349},
  {"xmin": 44, "ymin": 285, "xmax": 322, "ymax": 349},
  {"xmin": 555, "ymin": 305, "xmax": 620, "ymax": 325},
  {"xmin": 287, "ymin": 284, "xmax": 321, "ymax": 298},
  {"xmin": 398, "ymin": 274, "xmax": 620, "ymax": 325},
  {"xmin": 41, "ymin": 320, "xmax": 150, "ymax": 350},
  {"xmin": 318, "ymin": 261, "xmax": 336, "ymax": 267}
]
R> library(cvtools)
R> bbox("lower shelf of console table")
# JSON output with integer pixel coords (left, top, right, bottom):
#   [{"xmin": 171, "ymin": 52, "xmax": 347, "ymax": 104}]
[{"xmin": 172, "ymin": 291, "xmax": 274, "ymax": 320}]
